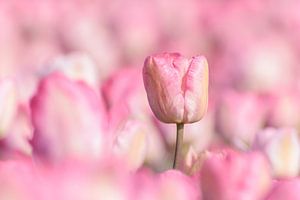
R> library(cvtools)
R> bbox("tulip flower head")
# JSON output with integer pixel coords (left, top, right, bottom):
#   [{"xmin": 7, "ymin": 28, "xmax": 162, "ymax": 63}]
[
  {"xmin": 143, "ymin": 52, "xmax": 209, "ymax": 124},
  {"xmin": 143, "ymin": 52, "xmax": 209, "ymax": 169}
]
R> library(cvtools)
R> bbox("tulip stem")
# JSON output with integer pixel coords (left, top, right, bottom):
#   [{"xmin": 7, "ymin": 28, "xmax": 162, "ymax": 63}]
[{"xmin": 173, "ymin": 123, "xmax": 184, "ymax": 169}]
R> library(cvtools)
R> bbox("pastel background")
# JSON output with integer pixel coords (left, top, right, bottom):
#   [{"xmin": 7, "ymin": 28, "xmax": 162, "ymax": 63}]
[{"xmin": 1, "ymin": 1, "xmax": 300, "ymax": 199}]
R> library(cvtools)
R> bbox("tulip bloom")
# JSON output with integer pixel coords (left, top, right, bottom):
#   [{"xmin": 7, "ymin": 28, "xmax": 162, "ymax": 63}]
[
  {"xmin": 113, "ymin": 120, "xmax": 148, "ymax": 171},
  {"xmin": 143, "ymin": 52, "xmax": 208, "ymax": 169},
  {"xmin": 143, "ymin": 52, "xmax": 209, "ymax": 124},
  {"xmin": 253, "ymin": 127, "xmax": 300, "ymax": 178},
  {"xmin": 0, "ymin": 78, "xmax": 18, "ymax": 138},
  {"xmin": 266, "ymin": 179, "xmax": 300, "ymax": 200},
  {"xmin": 31, "ymin": 73, "xmax": 107, "ymax": 163},
  {"xmin": 158, "ymin": 170, "xmax": 200, "ymax": 200},
  {"xmin": 201, "ymin": 149, "xmax": 272, "ymax": 200}
]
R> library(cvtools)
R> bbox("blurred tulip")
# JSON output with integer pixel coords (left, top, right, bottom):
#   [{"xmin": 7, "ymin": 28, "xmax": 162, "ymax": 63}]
[
  {"xmin": 216, "ymin": 90, "xmax": 267, "ymax": 149},
  {"xmin": 0, "ymin": 159, "xmax": 46, "ymax": 200},
  {"xmin": 0, "ymin": 78, "xmax": 18, "ymax": 138},
  {"xmin": 240, "ymin": 36, "xmax": 296, "ymax": 92},
  {"xmin": 107, "ymin": 0, "xmax": 160, "ymax": 64},
  {"xmin": 130, "ymin": 169, "xmax": 159, "ymax": 200},
  {"xmin": 158, "ymin": 170, "xmax": 200, "ymax": 200},
  {"xmin": 181, "ymin": 146, "xmax": 206, "ymax": 176},
  {"xmin": 30, "ymin": 73, "xmax": 107, "ymax": 163},
  {"xmin": 44, "ymin": 159, "xmax": 132, "ymax": 200},
  {"xmin": 253, "ymin": 127, "xmax": 300, "ymax": 178},
  {"xmin": 1, "ymin": 104, "xmax": 33, "ymax": 156},
  {"xmin": 102, "ymin": 67, "xmax": 145, "ymax": 110},
  {"xmin": 155, "ymin": 112, "xmax": 214, "ymax": 153},
  {"xmin": 58, "ymin": 11, "xmax": 119, "ymax": 80},
  {"xmin": 44, "ymin": 52, "xmax": 100, "ymax": 89},
  {"xmin": 113, "ymin": 120, "xmax": 148, "ymax": 171},
  {"xmin": 102, "ymin": 67, "xmax": 167, "ymax": 170},
  {"xmin": 200, "ymin": 149, "xmax": 271, "ymax": 200},
  {"xmin": 267, "ymin": 92, "xmax": 300, "ymax": 128},
  {"xmin": 143, "ymin": 52, "xmax": 209, "ymax": 124},
  {"xmin": 266, "ymin": 179, "xmax": 300, "ymax": 200}
]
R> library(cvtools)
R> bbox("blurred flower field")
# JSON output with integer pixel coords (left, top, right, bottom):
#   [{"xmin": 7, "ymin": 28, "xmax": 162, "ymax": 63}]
[{"xmin": 1, "ymin": 0, "xmax": 300, "ymax": 199}]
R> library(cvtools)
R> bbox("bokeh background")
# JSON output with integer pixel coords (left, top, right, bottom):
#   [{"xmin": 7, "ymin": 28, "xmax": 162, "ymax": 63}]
[{"xmin": 2, "ymin": 0, "xmax": 300, "ymax": 199}]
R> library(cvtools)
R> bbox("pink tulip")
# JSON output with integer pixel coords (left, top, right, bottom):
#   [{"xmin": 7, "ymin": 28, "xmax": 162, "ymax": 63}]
[
  {"xmin": 143, "ymin": 52, "xmax": 209, "ymax": 124},
  {"xmin": 30, "ymin": 73, "xmax": 107, "ymax": 163},
  {"xmin": 102, "ymin": 67, "xmax": 167, "ymax": 169},
  {"xmin": 266, "ymin": 179, "xmax": 300, "ymax": 200},
  {"xmin": 215, "ymin": 90, "xmax": 267, "ymax": 149},
  {"xmin": 130, "ymin": 169, "xmax": 160, "ymax": 200},
  {"xmin": 102, "ymin": 67, "xmax": 146, "ymax": 111},
  {"xmin": 43, "ymin": 159, "xmax": 133, "ymax": 200},
  {"xmin": 1, "ymin": 104, "xmax": 33, "ymax": 156},
  {"xmin": 0, "ymin": 158, "xmax": 46, "ymax": 200},
  {"xmin": 267, "ymin": 91, "xmax": 300, "ymax": 128},
  {"xmin": 181, "ymin": 146, "xmax": 204, "ymax": 176},
  {"xmin": 113, "ymin": 120, "xmax": 148, "ymax": 171},
  {"xmin": 44, "ymin": 53, "xmax": 100, "ymax": 89},
  {"xmin": 200, "ymin": 149, "xmax": 272, "ymax": 200},
  {"xmin": 253, "ymin": 127, "xmax": 300, "ymax": 178},
  {"xmin": 158, "ymin": 170, "xmax": 201, "ymax": 200},
  {"xmin": 0, "ymin": 78, "xmax": 18, "ymax": 138}
]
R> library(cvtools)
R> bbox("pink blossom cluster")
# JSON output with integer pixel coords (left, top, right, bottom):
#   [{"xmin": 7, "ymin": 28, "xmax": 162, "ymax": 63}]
[{"xmin": 1, "ymin": 0, "xmax": 300, "ymax": 199}]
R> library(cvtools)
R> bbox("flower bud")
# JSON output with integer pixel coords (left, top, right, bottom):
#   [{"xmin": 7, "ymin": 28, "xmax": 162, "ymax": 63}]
[{"xmin": 143, "ymin": 53, "xmax": 209, "ymax": 123}]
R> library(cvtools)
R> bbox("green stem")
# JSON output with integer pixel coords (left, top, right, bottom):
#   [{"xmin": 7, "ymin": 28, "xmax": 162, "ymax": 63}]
[{"xmin": 173, "ymin": 123, "xmax": 184, "ymax": 169}]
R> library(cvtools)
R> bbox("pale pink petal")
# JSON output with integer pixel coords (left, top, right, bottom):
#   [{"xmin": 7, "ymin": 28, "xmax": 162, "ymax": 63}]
[
  {"xmin": 253, "ymin": 127, "xmax": 300, "ymax": 178},
  {"xmin": 159, "ymin": 170, "xmax": 200, "ymax": 200},
  {"xmin": 0, "ymin": 78, "xmax": 18, "ymax": 138},
  {"xmin": 201, "ymin": 149, "xmax": 272, "ymax": 200},
  {"xmin": 31, "ymin": 73, "xmax": 107, "ymax": 163},
  {"xmin": 113, "ymin": 120, "xmax": 148, "ymax": 171}
]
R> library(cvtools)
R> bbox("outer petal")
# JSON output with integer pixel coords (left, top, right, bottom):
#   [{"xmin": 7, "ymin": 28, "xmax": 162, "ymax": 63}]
[
  {"xmin": 143, "ymin": 53, "xmax": 185, "ymax": 123},
  {"xmin": 183, "ymin": 56, "xmax": 209, "ymax": 123},
  {"xmin": 30, "ymin": 73, "xmax": 107, "ymax": 163},
  {"xmin": 0, "ymin": 78, "xmax": 18, "ymax": 138}
]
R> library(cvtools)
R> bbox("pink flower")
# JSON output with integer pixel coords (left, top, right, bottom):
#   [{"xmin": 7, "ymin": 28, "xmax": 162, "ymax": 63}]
[
  {"xmin": 113, "ymin": 120, "xmax": 148, "ymax": 171},
  {"xmin": 215, "ymin": 90, "xmax": 267, "ymax": 149},
  {"xmin": 200, "ymin": 149, "xmax": 272, "ymax": 200},
  {"xmin": 44, "ymin": 52, "xmax": 100, "ymax": 89},
  {"xmin": 253, "ymin": 127, "xmax": 300, "ymax": 178},
  {"xmin": 0, "ymin": 158, "xmax": 44, "ymax": 200},
  {"xmin": 102, "ymin": 67, "xmax": 167, "ymax": 169},
  {"xmin": 158, "ymin": 170, "xmax": 201, "ymax": 200},
  {"xmin": 0, "ymin": 78, "xmax": 18, "ymax": 138},
  {"xmin": 43, "ymin": 159, "xmax": 133, "ymax": 200},
  {"xmin": 143, "ymin": 52, "xmax": 209, "ymax": 123},
  {"xmin": 267, "ymin": 91, "xmax": 300, "ymax": 128},
  {"xmin": 30, "ymin": 73, "xmax": 107, "ymax": 163},
  {"xmin": 1, "ymin": 104, "xmax": 33, "ymax": 156},
  {"xmin": 266, "ymin": 179, "xmax": 300, "ymax": 200}
]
